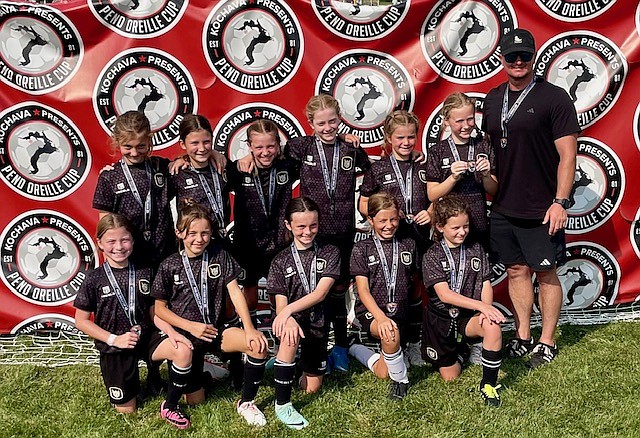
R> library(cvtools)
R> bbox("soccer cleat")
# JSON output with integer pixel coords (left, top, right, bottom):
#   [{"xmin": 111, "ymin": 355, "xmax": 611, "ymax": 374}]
[
  {"xmin": 405, "ymin": 342, "xmax": 426, "ymax": 367},
  {"xmin": 275, "ymin": 402, "xmax": 308, "ymax": 430},
  {"xmin": 331, "ymin": 345, "xmax": 350, "ymax": 372},
  {"xmin": 468, "ymin": 342, "xmax": 483, "ymax": 365},
  {"xmin": 160, "ymin": 400, "xmax": 190, "ymax": 429},
  {"xmin": 528, "ymin": 342, "xmax": 558, "ymax": 368},
  {"xmin": 387, "ymin": 380, "xmax": 409, "ymax": 400},
  {"xmin": 480, "ymin": 383, "xmax": 502, "ymax": 407},
  {"xmin": 237, "ymin": 400, "xmax": 266, "ymax": 427},
  {"xmin": 504, "ymin": 337, "xmax": 535, "ymax": 358}
]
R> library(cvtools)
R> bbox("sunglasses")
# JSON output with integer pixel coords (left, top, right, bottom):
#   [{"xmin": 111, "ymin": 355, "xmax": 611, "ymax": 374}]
[{"xmin": 503, "ymin": 51, "xmax": 534, "ymax": 63}]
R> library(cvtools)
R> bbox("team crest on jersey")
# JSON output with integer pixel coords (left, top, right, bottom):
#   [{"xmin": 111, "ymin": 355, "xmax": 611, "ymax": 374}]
[
  {"xmin": 425, "ymin": 346, "xmax": 438, "ymax": 360},
  {"xmin": 88, "ymin": 0, "xmax": 187, "ymax": 38},
  {"xmin": 311, "ymin": 0, "xmax": 410, "ymax": 41},
  {"xmin": 139, "ymin": 279, "xmax": 150, "ymax": 295},
  {"xmin": 0, "ymin": 3, "xmax": 83, "ymax": 94},
  {"xmin": 418, "ymin": 169, "xmax": 427, "ymax": 183},
  {"xmin": 93, "ymin": 47, "xmax": 197, "ymax": 150},
  {"xmin": 153, "ymin": 172, "xmax": 165, "ymax": 187},
  {"xmin": 384, "ymin": 174, "xmax": 392, "ymax": 182},
  {"xmin": 203, "ymin": 0, "xmax": 304, "ymax": 94},
  {"xmin": 423, "ymin": 93, "xmax": 485, "ymax": 154},
  {"xmin": 0, "ymin": 102, "xmax": 91, "ymax": 201},
  {"xmin": 0, "ymin": 210, "xmax": 97, "ymax": 306},
  {"xmin": 471, "ymin": 257, "xmax": 481, "ymax": 272},
  {"xmin": 535, "ymin": 31, "xmax": 627, "ymax": 129},
  {"xmin": 316, "ymin": 258, "xmax": 327, "ymax": 273},
  {"xmin": 420, "ymin": 0, "xmax": 516, "ymax": 85},
  {"xmin": 212, "ymin": 103, "xmax": 304, "ymax": 160},
  {"xmin": 101, "ymin": 286, "xmax": 113, "ymax": 297},
  {"xmin": 341, "ymin": 156, "xmax": 353, "ymax": 171},
  {"xmin": 535, "ymin": 0, "xmax": 617, "ymax": 22},
  {"xmin": 109, "ymin": 387, "xmax": 124, "ymax": 401},
  {"xmin": 316, "ymin": 49, "xmax": 414, "ymax": 148},
  {"xmin": 208, "ymin": 264, "xmax": 221, "ymax": 279},
  {"xmin": 276, "ymin": 171, "xmax": 289, "ymax": 185},
  {"xmin": 11, "ymin": 313, "xmax": 81, "ymax": 335},
  {"xmin": 401, "ymin": 251, "xmax": 412, "ymax": 265},
  {"xmin": 566, "ymin": 138, "xmax": 624, "ymax": 234},
  {"xmin": 539, "ymin": 242, "xmax": 620, "ymax": 310}
]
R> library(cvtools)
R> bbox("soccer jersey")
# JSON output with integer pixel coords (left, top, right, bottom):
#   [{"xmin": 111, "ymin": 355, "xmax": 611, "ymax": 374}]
[
  {"xmin": 421, "ymin": 241, "xmax": 491, "ymax": 316},
  {"xmin": 426, "ymin": 138, "xmax": 494, "ymax": 239},
  {"xmin": 151, "ymin": 245, "xmax": 242, "ymax": 345},
  {"xmin": 92, "ymin": 156, "xmax": 176, "ymax": 267},
  {"xmin": 286, "ymin": 136, "xmax": 370, "ymax": 237},
  {"xmin": 267, "ymin": 242, "xmax": 341, "ymax": 337},
  {"xmin": 482, "ymin": 79, "xmax": 580, "ymax": 219},
  {"xmin": 74, "ymin": 263, "xmax": 154, "ymax": 353},
  {"xmin": 171, "ymin": 164, "xmax": 231, "ymax": 235},
  {"xmin": 350, "ymin": 235, "xmax": 417, "ymax": 322}
]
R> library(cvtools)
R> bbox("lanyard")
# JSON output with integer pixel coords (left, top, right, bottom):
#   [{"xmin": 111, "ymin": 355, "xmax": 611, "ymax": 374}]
[
  {"xmin": 446, "ymin": 136, "xmax": 475, "ymax": 163},
  {"xmin": 372, "ymin": 236, "xmax": 399, "ymax": 304},
  {"xmin": 103, "ymin": 262, "xmax": 137, "ymax": 325},
  {"xmin": 181, "ymin": 250, "xmax": 211, "ymax": 324},
  {"xmin": 500, "ymin": 80, "xmax": 536, "ymax": 143},
  {"xmin": 194, "ymin": 166, "xmax": 225, "ymax": 226},
  {"xmin": 254, "ymin": 167, "xmax": 276, "ymax": 217},
  {"xmin": 291, "ymin": 242, "xmax": 317, "ymax": 296},
  {"xmin": 120, "ymin": 159, "xmax": 152, "ymax": 235},
  {"xmin": 389, "ymin": 155, "xmax": 413, "ymax": 215},
  {"xmin": 315, "ymin": 137, "xmax": 339, "ymax": 207},
  {"xmin": 440, "ymin": 240, "xmax": 466, "ymax": 294}
]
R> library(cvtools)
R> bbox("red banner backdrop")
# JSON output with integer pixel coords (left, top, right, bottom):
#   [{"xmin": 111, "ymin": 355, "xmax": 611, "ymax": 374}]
[{"xmin": 1, "ymin": 0, "xmax": 639, "ymax": 335}]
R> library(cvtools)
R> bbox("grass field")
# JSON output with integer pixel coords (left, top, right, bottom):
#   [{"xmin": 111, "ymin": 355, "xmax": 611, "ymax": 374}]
[{"xmin": 2, "ymin": 321, "xmax": 640, "ymax": 437}]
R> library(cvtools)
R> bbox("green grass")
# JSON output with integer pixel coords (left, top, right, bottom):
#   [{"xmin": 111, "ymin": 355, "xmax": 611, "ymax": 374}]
[{"xmin": 2, "ymin": 321, "xmax": 640, "ymax": 437}]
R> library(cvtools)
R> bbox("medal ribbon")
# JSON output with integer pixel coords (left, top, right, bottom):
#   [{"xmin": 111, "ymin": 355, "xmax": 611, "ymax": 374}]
[
  {"xmin": 120, "ymin": 160, "xmax": 152, "ymax": 235},
  {"xmin": 181, "ymin": 250, "xmax": 211, "ymax": 324},
  {"xmin": 103, "ymin": 262, "xmax": 137, "ymax": 326},
  {"xmin": 195, "ymin": 166, "xmax": 225, "ymax": 227},
  {"xmin": 500, "ymin": 79, "xmax": 536, "ymax": 140},
  {"xmin": 440, "ymin": 240, "xmax": 466, "ymax": 294},
  {"xmin": 291, "ymin": 242, "xmax": 317, "ymax": 296},
  {"xmin": 315, "ymin": 138, "xmax": 339, "ymax": 208},
  {"xmin": 389, "ymin": 155, "xmax": 413, "ymax": 215},
  {"xmin": 254, "ymin": 167, "xmax": 276, "ymax": 217},
  {"xmin": 446, "ymin": 136, "xmax": 475, "ymax": 163},
  {"xmin": 373, "ymin": 236, "xmax": 399, "ymax": 304}
]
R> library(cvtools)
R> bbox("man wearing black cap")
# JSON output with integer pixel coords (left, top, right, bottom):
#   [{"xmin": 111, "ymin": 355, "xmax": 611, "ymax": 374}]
[{"xmin": 482, "ymin": 28, "xmax": 579, "ymax": 368}]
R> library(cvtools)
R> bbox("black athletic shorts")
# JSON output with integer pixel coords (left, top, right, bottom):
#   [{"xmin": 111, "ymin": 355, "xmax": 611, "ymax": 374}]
[
  {"xmin": 421, "ymin": 305, "xmax": 478, "ymax": 369},
  {"xmin": 319, "ymin": 233, "xmax": 354, "ymax": 284},
  {"xmin": 357, "ymin": 311, "xmax": 408, "ymax": 346},
  {"xmin": 490, "ymin": 211, "xmax": 566, "ymax": 271},
  {"xmin": 299, "ymin": 335, "xmax": 328, "ymax": 377}
]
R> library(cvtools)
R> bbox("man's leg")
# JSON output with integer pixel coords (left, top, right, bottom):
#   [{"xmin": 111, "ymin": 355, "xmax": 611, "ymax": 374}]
[
  {"xmin": 506, "ymin": 263, "xmax": 533, "ymax": 341},
  {"xmin": 535, "ymin": 269, "xmax": 562, "ymax": 346}
]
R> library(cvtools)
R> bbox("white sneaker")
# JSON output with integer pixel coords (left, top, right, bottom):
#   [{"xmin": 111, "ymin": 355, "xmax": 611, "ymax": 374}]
[
  {"xmin": 405, "ymin": 342, "xmax": 426, "ymax": 367},
  {"xmin": 468, "ymin": 342, "xmax": 482, "ymax": 365},
  {"xmin": 237, "ymin": 400, "xmax": 266, "ymax": 427}
]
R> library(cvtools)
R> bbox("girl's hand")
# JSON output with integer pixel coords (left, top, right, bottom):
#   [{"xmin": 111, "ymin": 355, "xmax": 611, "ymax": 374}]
[
  {"xmin": 376, "ymin": 316, "xmax": 398, "ymax": 343},
  {"xmin": 341, "ymin": 133, "xmax": 360, "ymax": 147},
  {"xmin": 410, "ymin": 150, "xmax": 426, "ymax": 163},
  {"xmin": 412, "ymin": 209, "xmax": 431, "ymax": 225},
  {"xmin": 271, "ymin": 308, "xmax": 292, "ymax": 338},
  {"xmin": 99, "ymin": 163, "xmax": 115, "ymax": 174},
  {"xmin": 169, "ymin": 156, "xmax": 188, "ymax": 175},
  {"xmin": 167, "ymin": 331, "xmax": 194, "ymax": 350},
  {"xmin": 479, "ymin": 304, "xmax": 506, "ymax": 325},
  {"xmin": 113, "ymin": 331, "xmax": 138, "ymax": 349},
  {"xmin": 280, "ymin": 317, "xmax": 304, "ymax": 347},
  {"xmin": 245, "ymin": 328, "xmax": 268, "ymax": 354},
  {"xmin": 475, "ymin": 155, "xmax": 491, "ymax": 176},
  {"xmin": 450, "ymin": 160, "xmax": 468, "ymax": 180},
  {"xmin": 211, "ymin": 150, "xmax": 227, "ymax": 174},
  {"xmin": 237, "ymin": 153, "xmax": 255, "ymax": 173},
  {"xmin": 189, "ymin": 322, "xmax": 218, "ymax": 342}
]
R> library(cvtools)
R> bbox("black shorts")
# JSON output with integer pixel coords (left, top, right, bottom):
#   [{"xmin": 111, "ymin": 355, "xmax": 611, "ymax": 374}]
[
  {"xmin": 319, "ymin": 233, "xmax": 354, "ymax": 284},
  {"xmin": 231, "ymin": 245, "xmax": 275, "ymax": 288},
  {"xmin": 421, "ymin": 305, "xmax": 477, "ymax": 369},
  {"xmin": 299, "ymin": 335, "xmax": 328, "ymax": 376},
  {"xmin": 357, "ymin": 311, "xmax": 408, "ymax": 345},
  {"xmin": 490, "ymin": 211, "xmax": 566, "ymax": 271}
]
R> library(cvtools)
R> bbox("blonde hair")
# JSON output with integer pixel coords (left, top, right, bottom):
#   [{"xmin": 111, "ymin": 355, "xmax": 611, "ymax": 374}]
[
  {"xmin": 304, "ymin": 94, "xmax": 341, "ymax": 122},
  {"xmin": 440, "ymin": 92, "xmax": 476, "ymax": 131},
  {"xmin": 110, "ymin": 110, "xmax": 152, "ymax": 154},
  {"xmin": 384, "ymin": 110, "xmax": 420, "ymax": 140},
  {"xmin": 176, "ymin": 198, "xmax": 213, "ymax": 236},
  {"xmin": 367, "ymin": 192, "xmax": 400, "ymax": 218},
  {"xmin": 96, "ymin": 213, "xmax": 136, "ymax": 243}
]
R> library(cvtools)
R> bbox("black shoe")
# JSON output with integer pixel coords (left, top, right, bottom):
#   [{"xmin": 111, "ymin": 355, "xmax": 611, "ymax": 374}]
[
  {"xmin": 504, "ymin": 337, "xmax": 535, "ymax": 358},
  {"xmin": 480, "ymin": 383, "xmax": 502, "ymax": 407},
  {"xmin": 527, "ymin": 342, "xmax": 558, "ymax": 369},
  {"xmin": 388, "ymin": 381, "xmax": 409, "ymax": 400}
]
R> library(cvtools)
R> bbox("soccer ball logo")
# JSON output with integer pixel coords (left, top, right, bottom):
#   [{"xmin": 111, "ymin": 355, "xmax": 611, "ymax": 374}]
[
  {"xmin": 18, "ymin": 230, "xmax": 79, "ymax": 286},
  {"xmin": 112, "ymin": 0, "xmax": 164, "ymax": 16},
  {"xmin": 1, "ymin": 18, "xmax": 60, "ymax": 73},
  {"xmin": 567, "ymin": 157, "xmax": 603, "ymax": 215},
  {"xmin": 116, "ymin": 72, "xmax": 176, "ymax": 128},
  {"xmin": 549, "ymin": 52, "xmax": 603, "ymax": 112},
  {"xmin": 226, "ymin": 13, "xmax": 283, "ymax": 71},
  {"xmin": 439, "ymin": 4, "xmax": 496, "ymax": 61},
  {"xmin": 10, "ymin": 123, "xmax": 70, "ymax": 181},
  {"xmin": 338, "ymin": 70, "xmax": 393, "ymax": 128}
]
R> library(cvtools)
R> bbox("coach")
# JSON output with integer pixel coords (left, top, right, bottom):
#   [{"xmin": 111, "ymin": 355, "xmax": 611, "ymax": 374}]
[{"xmin": 482, "ymin": 28, "xmax": 580, "ymax": 368}]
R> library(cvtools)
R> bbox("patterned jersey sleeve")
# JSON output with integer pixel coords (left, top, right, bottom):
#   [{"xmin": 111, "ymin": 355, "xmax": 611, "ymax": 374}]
[
  {"xmin": 425, "ymin": 145, "xmax": 442, "ymax": 183},
  {"xmin": 349, "ymin": 241, "xmax": 369, "ymax": 277},
  {"xmin": 92, "ymin": 172, "xmax": 115, "ymax": 212},
  {"xmin": 267, "ymin": 253, "xmax": 288, "ymax": 296},
  {"xmin": 481, "ymin": 246, "xmax": 492, "ymax": 283},
  {"xmin": 221, "ymin": 248, "xmax": 243, "ymax": 286},
  {"xmin": 285, "ymin": 137, "xmax": 305, "ymax": 163},
  {"xmin": 354, "ymin": 145, "xmax": 371, "ymax": 173},
  {"xmin": 359, "ymin": 167, "xmax": 377, "ymax": 198},
  {"xmin": 321, "ymin": 244, "xmax": 341, "ymax": 280},
  {"xmin": 225, "ymin": 160, "xmax": 241, "ymax": 189},
  {"xmin": 422, "ymin": 246, "xmax": 447, "ymax": 288},
  {"xmin": 151, "ymin": 259, "xmax": 173, "ymax": 302},
  {"xmin": 73, "ymin": 271, "xmax": 97, "ymax": 312}
]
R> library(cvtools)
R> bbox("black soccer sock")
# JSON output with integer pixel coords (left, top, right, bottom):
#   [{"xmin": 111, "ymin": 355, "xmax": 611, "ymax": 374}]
[
  {"xmin": 273, "ymin": 359, "xmax": 296, "ymax": 406},
  {"xmin": 407, "ymin": 297, "xmax": 423, "ymax": 344},
  {"xmin": 480, "ymin": 348, "xmax": 502, "ymax": 387},
  {"xmin": 241, "ymin": 355, "xmax": 266, "ymax": 403},
  {"xmin": 329, "ymin": 291, "xmax": 348, "ymax": 347},
  {"xmin": 166, "ymin": 361, "xmax": 191, "ymax": 408},
  {"xmin": 228, "ymin": 353, "xmax": 245, "ymax": 391}
]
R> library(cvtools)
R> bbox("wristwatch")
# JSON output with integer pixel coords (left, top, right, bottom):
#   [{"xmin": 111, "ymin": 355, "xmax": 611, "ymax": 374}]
[{"xmin": 553, "ymin": 198, "xmax": 570, "ymax": 209}]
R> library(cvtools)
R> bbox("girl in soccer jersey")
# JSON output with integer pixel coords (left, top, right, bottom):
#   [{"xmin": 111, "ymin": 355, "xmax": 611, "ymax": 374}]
[
  {"xmin": 152, "ymin": 200, "xmax": 270, "ymax": 427},
  {"xmin": 226, "ymin": 119, "xmax": 298, "ymax": 327},
  {"xmin": 426, "ymin": 92, "xmax": 498, "ymax": 249},
  {"xmin": 349, "ymin": 192, "xmax": 415, "ymax": 399},
  {"xmin": 358, "ymin": 110, "xmax": 430, "ymax": 367},
  {"xmin": 421, "ymin": 195, "xmax": 506, "ymax": 406},
  {"xmin": 74, "ymin": 214, "xmax": 194, "ymax": 428},
  {"xmin": 268, "ymin": 197, "xmax": 341, "ymax": 429}
]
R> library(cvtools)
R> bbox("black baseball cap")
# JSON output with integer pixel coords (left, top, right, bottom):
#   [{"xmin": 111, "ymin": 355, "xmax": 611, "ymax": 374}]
[{"xmin": 500, "ymin": 28, "xmax": 535, "ymax": 55}]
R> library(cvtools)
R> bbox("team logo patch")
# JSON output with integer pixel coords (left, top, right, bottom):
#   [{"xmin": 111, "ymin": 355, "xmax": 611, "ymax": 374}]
[
  {"xmin": 316, "ymin": 50, "xmax": 414, "ymax": 149},
  {"xmin": 0, "ymin": 102, "xmax": 91, "ymax": 201},
  {"xmin": 208, "ymin": 264, "xmax": 221, "ymax": 279},
  {"xmin": 88, "ymin": 0, "xmax": 187, "ymax": 39},
  {"xmin": 0, "ymin": 210, "xmax": 97, "ymax": 306},
  {"xmin": 153, "ymin": 172, "xmax": 165, "ymax": 187},
  {"xmin": 365, "ymin": 311, "xmax": 374, "ymax": 320},
  {"xmin": 535, "ymin": 0, "xmax": 617, "ymax": 22},
  {"xmin": 311, "ymin": 0, "xmax": 410, "ymax": 41},
  {"xmin": 139, "ymin": 279, "xmax": 150, "ymax": 295},
  {"xmin": 212, "ymin": 103, "xmax": 304, "ymax": 159},
  {"xmin": 101, "ymin": 286, "xmax": 111, "ymax": 296},
  {"xmin": 401, "ymin": 251, "xmax": 412, "ymax": 265},
  {"xmin": 535, "ymin": 31, "xmax": 627, "ymax": 129},
  {"xmin": 93, "ymin": 47, "xmax": 197, "ymax": 150},
  {"xmin": 539, "ymin": 242, "xmax": 620, "ymax": 310},
  {"xmin": 109, "ymin": 387, "xmax": 124, "ymax": 401},
  {"xmin": 420, "ymin": 1, "xmax": 516, "ymax": 84},
  {"xmin": 316, "ymin": 258, "xmax": 327, "ymax": 273},
  {"xmin": 341, "ymin": 156, "xmax": 353, "ymax": 171},
  {"xmin": 203, "ymin": 0, "xmax": 304, "ymax": 94},
  {"xmin": 566, "ymin": 138, "xmax": 624, "ymax": 234},
  {"xmin": 276, "ymin": 171, "xmax": 289, "ymax": 185},
  {"xmin": 471, "ymin": 257, "xmax": 481, "ymax": 272},
  {"xmin": 418, "ymin": 169, "xmax": 427, "ymax": 183},
  {"xmin": 426, "ymin": 346, "xmax": 438, "ymax": 361},
  {"xmin": 0, "ymin": 2, "xmax": 83, "ymax": 94},
  {"xmin": 238, "ymin": 268, "xmax": 246, "ymax": 281},
  {"xmin": 10, "ymin": 313, "xmax": 81, "ymax": 335}
]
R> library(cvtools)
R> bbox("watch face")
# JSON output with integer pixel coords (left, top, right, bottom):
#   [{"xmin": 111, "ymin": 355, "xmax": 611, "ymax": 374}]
[{"xmin": 556, "ymin": 198, "xmax": 570, "ymax": 208}]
